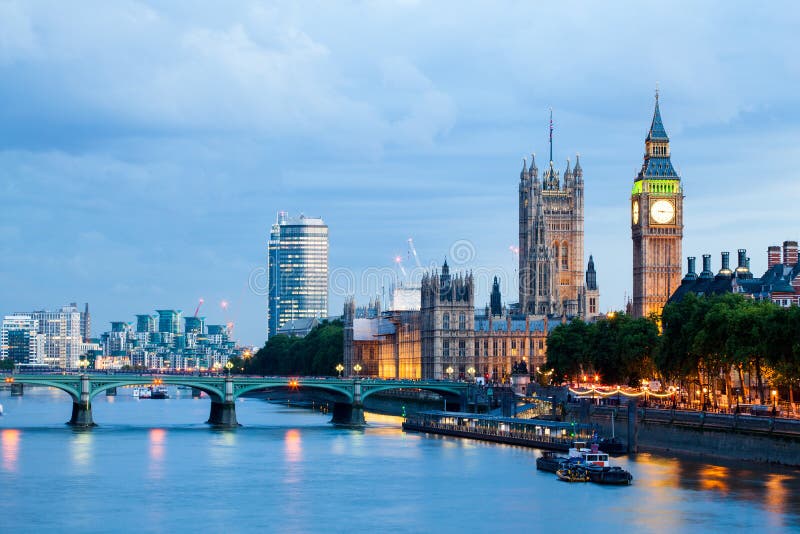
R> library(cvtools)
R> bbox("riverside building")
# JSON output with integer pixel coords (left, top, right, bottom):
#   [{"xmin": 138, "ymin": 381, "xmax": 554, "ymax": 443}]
[{"xmin": 267, "ymin": 212, "xmax": 329, "ymax": 338}]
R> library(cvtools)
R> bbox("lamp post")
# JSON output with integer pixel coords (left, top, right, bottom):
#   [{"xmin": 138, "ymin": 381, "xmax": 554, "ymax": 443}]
[
  {"xmin": 335, "ymin": 363, "xmax": 344, "ymax": 378},
  {"xmin": 353, "ymin": 363, "xmax": 362, "ymax": 378},
  {"xmin": 702, "ymin": 386, "xmax": 708, "ymax": 412},
  {"xmin": 78, "ymin": 357, "xmax": 89, "ymax": 375},
  {"xmin": 225, "ymin": 360, "xmax": 233, "ymax": 378},
  {"xmin": 445, "ymin": 366, "xmax": 454, "ymax": 380},
  {"xmin": 467, "ymin": 366, "xmax": 475, "ymax": 382},
  {"xmin": 772, "ymin": 389, "xmax": 778, "ymax": 415}
]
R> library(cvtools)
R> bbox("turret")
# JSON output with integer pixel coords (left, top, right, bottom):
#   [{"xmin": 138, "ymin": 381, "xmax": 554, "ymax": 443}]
[
  {"xmin": 529, "ymin": 153, "xmax": 538, "ymax": 180},
  {"xmin": 563, "ymin": 158, "xmax": 573, "ymax": 187},
  {"xmin": 520, "ymin": 157, "xmax": 529, "ymax": 181},
  {"xmin": 573, "ymin": 153, "xmax": 583, "ymax": 182}
]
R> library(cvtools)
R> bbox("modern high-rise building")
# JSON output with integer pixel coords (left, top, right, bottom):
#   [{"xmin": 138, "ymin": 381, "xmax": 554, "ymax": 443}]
[
  {"xmin": 268, "ymin": 212, "xmax": 329, "ymax": 338},
  {"xmin": 1, "ymin": 315, "xmax": 44, "ymax": 365},
  {"xmin": 156, "ymin": 310, "xmax": 181, "ymax": 335},
  {"xmin": 631, "ymin": 91, "xmax": 684, "ymax": 318},
  {"xmin": 30, "ymin": 304, "xmax": 83, "ymax": 368}
]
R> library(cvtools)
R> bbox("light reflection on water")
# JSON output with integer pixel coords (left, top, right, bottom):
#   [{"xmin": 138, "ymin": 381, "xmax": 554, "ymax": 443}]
[{"xmin": 0, "ymin": 387, "xmax": 798, "ymax": 532}]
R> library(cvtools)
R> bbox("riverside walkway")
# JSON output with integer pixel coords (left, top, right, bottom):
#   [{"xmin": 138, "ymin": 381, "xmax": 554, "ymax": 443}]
[{"xmin": 1, "ymin": 373, "xmax": 471, "ymax": 428}]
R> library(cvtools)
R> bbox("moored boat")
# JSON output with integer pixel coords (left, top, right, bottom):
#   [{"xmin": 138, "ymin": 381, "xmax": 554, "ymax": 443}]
[
  {"xmin": 536, "ymin": 451, "xmax": 568, "ymax": 473},
  {"xmin": 568, "ymin": 441, "xmax": 611, "ymax": 467},
  {"xmin": 585, "ymin": 464, "xmax": 633, "ymax": 485}
]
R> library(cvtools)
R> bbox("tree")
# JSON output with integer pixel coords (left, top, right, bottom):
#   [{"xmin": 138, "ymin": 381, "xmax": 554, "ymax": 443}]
[{"xmin": 245, "ymin": 320, "xmax": 343, "ymax": 376}]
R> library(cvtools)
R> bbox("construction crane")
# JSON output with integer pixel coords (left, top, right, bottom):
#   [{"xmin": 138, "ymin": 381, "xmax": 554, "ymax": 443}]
[
  {"xmin": 193, "ymin": 298, "xmax": 204, "ymax": 318},
  {"xmin": 407, "ymin": 238, "xmax": 422, "ymax": 268}
]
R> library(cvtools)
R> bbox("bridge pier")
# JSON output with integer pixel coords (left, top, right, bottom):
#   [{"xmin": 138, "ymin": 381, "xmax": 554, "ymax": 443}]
[
  {"xmin": 68, "ymin": 375, "xmax": 95, "ymax": 427},
  {"xmin": 10, "ymin": 383, "xmax": 23, "ymax": 396},
  {"xmin": 330, "ymin": 401, "xmax": 366, "ymax": 427},
  {"xmin": 330, "ymin": 381, "xmax": 365, "ymax": 427},
  {"xmin": 206, "ymin": 378, "xmax": 239, "ymax": 428},
  {"xmin": 207, "ymin": 401, "xmax": 239, "ymax": 427}
]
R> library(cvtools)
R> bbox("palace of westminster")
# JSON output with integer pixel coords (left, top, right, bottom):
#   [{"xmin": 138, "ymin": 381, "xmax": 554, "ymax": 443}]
[{"xmin": 344, "ymin": 94, "xmax": 683, "ymax": 380}]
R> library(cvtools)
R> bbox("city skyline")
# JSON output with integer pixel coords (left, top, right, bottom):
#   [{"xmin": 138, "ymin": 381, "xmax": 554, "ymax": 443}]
[{"xmin": 2, "ymin": 2, "xmax": 799, "ymax": 345}]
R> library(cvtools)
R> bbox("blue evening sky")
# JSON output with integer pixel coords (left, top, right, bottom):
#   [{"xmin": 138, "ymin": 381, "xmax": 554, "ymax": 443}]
[{"xmin": 1, "ymin": 1, "xmax": 799, "ymax": 345}]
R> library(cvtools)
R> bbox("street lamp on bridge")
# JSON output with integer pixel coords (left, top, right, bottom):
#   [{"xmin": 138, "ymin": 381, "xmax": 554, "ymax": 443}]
[
  {"xmin": 335, "ymin": 363, "xmax": 344, "ymax": 378},
  {"xmin": 78, "ymin": 357, "xmax": 90, "ymax": 374},
  {"xmin": 467, "ymin": 367, "xmax": 475, "ymax": 381},
  {"xmin": 225, "ymin": 360, "xmax": 233, "ymax": 378},
  {"xmin": 353, "ymin": 364, "xmax": 362, "ymax": 378},
  {"xmin": 445, "ymin": 366, "xmax": 454, "ymax": 380}
]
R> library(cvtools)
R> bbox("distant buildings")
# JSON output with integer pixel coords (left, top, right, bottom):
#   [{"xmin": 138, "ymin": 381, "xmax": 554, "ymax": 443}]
[
  {"xmin": 97, "ymin": 309, "xmax": 243, "ymax": 371},
  {"xmin": 268, "ymin": 211, "xmax": 329, "ymax": 338}
]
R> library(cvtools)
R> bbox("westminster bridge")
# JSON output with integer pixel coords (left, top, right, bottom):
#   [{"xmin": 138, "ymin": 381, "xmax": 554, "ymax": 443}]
[{"xmin": 1, "ymin": 374, "xmax": 472, "ymax": 428}]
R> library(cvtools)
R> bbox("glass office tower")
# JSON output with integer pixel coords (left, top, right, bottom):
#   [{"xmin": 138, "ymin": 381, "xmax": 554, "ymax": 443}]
[{"xmin": 268, "ymin": 212, "xmax": 329, "ymax": 338}]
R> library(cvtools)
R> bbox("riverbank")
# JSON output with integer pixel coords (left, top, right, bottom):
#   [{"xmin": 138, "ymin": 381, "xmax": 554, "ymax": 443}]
[{"xmin": 569, "ymin": 401, "xmax": 800, "ymax": 466}]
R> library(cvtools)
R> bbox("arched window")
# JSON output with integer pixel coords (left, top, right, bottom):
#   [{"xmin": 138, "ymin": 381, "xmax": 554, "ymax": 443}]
[
  {"xmin": 458, "ymin": 313, "xmax": 466, "ymax": 331},
  {"xmin": 553, "ymin": 243, "xmax": 559, "ymax": 263},
  {"xmin": 561, "ymin": 241, "xmax": 569, "ymax": 269},
  {"xmin": 442, "ymin": 313, "xmax": 450, "ymax": 330}
]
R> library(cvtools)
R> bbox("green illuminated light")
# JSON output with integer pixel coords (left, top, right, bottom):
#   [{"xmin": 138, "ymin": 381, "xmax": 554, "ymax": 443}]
[{"xmin": 631, "ymin": 179, "xmax": 680, "ymax": 196}]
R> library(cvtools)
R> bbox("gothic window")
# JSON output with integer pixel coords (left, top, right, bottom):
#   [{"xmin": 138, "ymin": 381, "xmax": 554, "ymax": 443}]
[
  {"xmin": 474, "ymin": 341, "xmax": 479, "ymax": 356},
  {"xmin": 458, "ymin": 313, "xmax": 466, "ymax": 331},
  {"xmin": 483, "ymin": 340, "xmax": 488, "ymax": 357},
  {"xmin": 459, "ymin": 340, "xmax": 466, "ymax": 358},
  {"xmin": 561, "ymin": 241, "xmax": 569, "ymax": 269},
  {"xmin": 443, "ymin": 340, "xmax": 450, "ymax": 358},
  {"xmin": 442, "ymin": 313, "xmax": 450, "ymax": 330},
  {"xmin": 553, "ymin": 243, "xmax": 559, "ymax": 264},
  {"xmin": 492, "ymin": 340, "xmax": 498, "ymax": 355}
]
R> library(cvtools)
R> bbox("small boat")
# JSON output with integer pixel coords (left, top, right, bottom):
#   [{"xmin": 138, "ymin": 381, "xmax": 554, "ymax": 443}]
[
  {"xmin": 150, "ymin": 386, "xmax": 169, "ymax": 399},
  {"xmin": 585, "ymin": 464, "xmax": 633, "ymax": 485},
  {"xmin": 0, "ymin": 403, "xmax": 3, "ymax": 415},
  {"xmin": 536, "ymin": 451, "xmax": 568, "ymax": 473},
  {"xmin": 556, "ymin": 465, "xmax": 590, "ymax": 482},
  {"xmin": 136, "ymin": 387, "xmax": 152, "ymax": 399}
]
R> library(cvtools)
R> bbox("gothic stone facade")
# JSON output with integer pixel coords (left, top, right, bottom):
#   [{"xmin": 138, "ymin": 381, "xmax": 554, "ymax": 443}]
[
  {"xmin": 519, "ymin": 154, "xmax": 585, "ymax": 317},
  {"xmin": 343, "ymin": 262, "xmax": 556, "ymax": 381}
]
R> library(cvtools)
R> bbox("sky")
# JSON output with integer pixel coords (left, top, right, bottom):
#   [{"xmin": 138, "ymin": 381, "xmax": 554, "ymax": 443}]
[{"xmin": 2, "ymin": 1, "xmax": 800, "ymax": 346}]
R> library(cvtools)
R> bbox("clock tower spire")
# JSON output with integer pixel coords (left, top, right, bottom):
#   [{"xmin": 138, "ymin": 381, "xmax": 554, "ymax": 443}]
[{"xmin": 631, "ymin": 90, "xmax": 683, "ymax": 319}]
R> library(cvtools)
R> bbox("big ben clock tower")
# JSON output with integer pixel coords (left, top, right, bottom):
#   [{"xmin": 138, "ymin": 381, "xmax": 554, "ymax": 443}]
[{"xmin": 631, "ymin": 91, "xmax": 683, "ymax": 319}]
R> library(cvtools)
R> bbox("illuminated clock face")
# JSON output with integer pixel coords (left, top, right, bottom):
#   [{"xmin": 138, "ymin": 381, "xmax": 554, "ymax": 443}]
[
  {"xmin": 650, "ymin": 199, "xmax": 675, "ymax": 224},
  {"xmin": 632, "ymin": 200, "xmax": 639, "ymax": 224}
]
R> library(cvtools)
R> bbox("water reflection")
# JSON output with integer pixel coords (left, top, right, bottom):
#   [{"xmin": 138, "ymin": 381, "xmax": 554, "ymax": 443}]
[
  {"xmin": 148, "ymin": 428, "xmax": 166, "ymax": 480},
  {"xmin": 208, "ymin": 431, "xmax": 237, "ymax": 468},
  {"xmin": 1, "ymin": 429, "xmax": 20, "ymax": 473},
  {"xmin": 70, "ymin": 431, "xmax": 93, "ymax": 475},
  {"xmin": 284, "ymin": 429, "xmax": 302, "ymax": 464}
]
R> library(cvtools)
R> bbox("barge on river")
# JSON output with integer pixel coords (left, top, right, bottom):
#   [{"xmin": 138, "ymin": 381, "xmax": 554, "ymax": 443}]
[{"xmin": 402, "ymin": 411, "xmax": 597, "ymax": 451}]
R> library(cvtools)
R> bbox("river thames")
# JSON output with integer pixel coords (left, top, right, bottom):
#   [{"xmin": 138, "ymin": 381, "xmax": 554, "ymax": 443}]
[{"xmin": 0, "ymin": 387, "xmax": 798, "ymax": 533}]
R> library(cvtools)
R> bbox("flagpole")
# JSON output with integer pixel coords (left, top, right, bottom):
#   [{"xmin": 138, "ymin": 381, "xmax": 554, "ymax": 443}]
[{"xmin": 549, "ymin": 108, "xmax": 553, "ymax": 163}]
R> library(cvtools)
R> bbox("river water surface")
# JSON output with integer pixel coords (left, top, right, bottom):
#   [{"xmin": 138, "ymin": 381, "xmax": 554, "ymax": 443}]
[{"xmin": 1, "ymin": 387, "xmax": 799, "ymax": 533}]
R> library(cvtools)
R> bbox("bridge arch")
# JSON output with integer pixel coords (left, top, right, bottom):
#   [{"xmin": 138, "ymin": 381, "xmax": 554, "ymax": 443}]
[
  {"xmin": 232, "ymin": 382, "xmax": 353, "ymax": 403},
  {"xmin": 360, "ymin": 384, "xmax": 466, "ymax": 402},
  {"xmin": 4, "ymin": 378, "xmax": 81, "ymax": 403},
  {"xmin": 87, "ymin": 378, "xmax": 225, "ymax": 402}
]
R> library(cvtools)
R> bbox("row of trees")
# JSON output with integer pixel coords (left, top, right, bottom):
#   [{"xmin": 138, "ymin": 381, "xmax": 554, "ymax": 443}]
[
  {"xmin": 235, "ymin": 320, "xmax": 343, "ymax": 376},
  {"xmin": 545, "ymin": 293, "xmax": 800, "ymax": 407},
  {"xmin": 545, "ymin": 313, "xmax": 658, "ymax": 387}
]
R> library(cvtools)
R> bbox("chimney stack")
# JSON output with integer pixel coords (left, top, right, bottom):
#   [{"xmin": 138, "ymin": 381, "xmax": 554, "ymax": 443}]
[
  {"xmin": 683, "ymin": 257, "xmax": 697, "ymax": 281},
  {"xmin": 717, "ymin": 251, "xmax": 732, "ymax": 278},
  {"xmin": 699, "ymin": 254, "xmax": 713, "ymax": 279},
  {"xmin": 783, "ymin": 240, "xmax": 798, "ymax": 267},
  {"xmin": 768, "ymin": 246, "xmax": 782, "ymax": 269}
]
